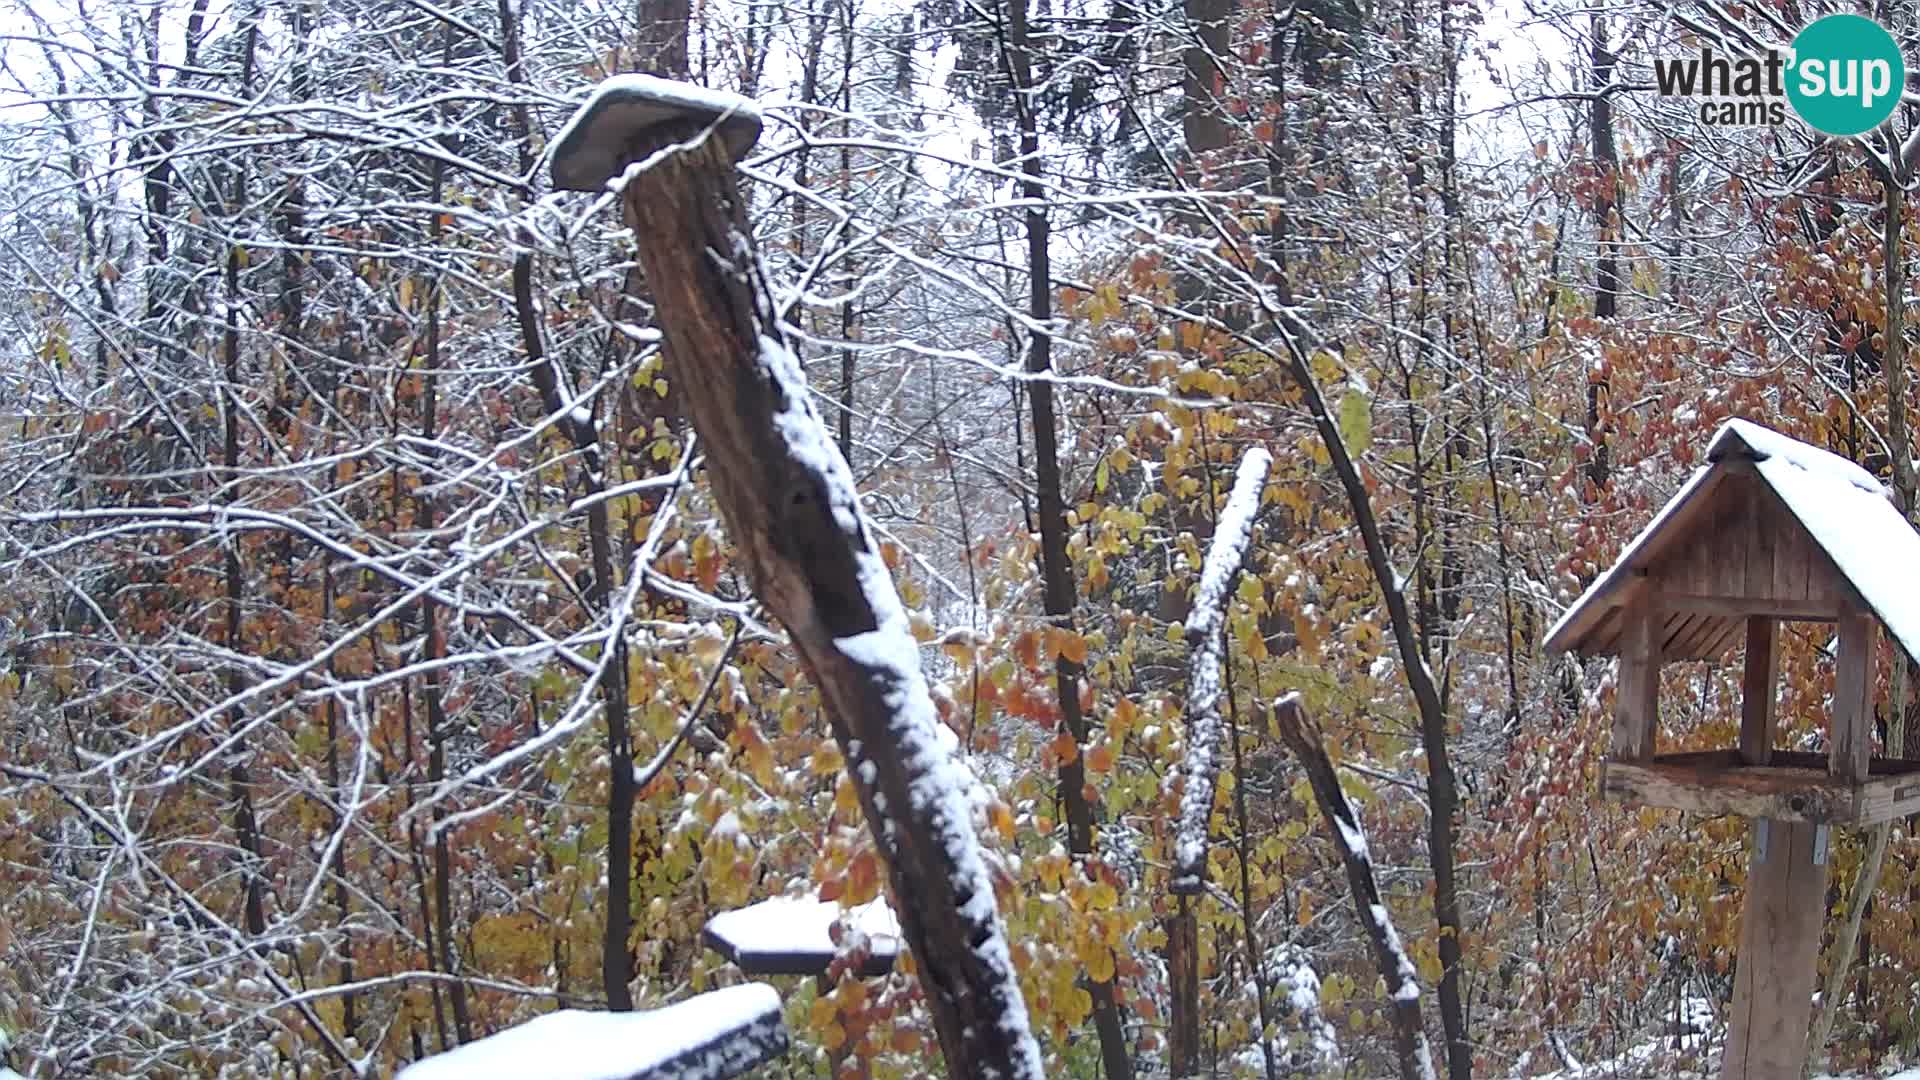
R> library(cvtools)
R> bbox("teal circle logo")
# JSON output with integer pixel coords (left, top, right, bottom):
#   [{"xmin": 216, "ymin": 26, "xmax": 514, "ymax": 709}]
[{"xmin": 1785, "ymin": 14, "xmax": 1905, "ymax": 136}]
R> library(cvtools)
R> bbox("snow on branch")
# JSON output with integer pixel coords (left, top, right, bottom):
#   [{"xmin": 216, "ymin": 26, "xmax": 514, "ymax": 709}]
[
  {"xmin": 1271, "ymin": 693, "xmax": 1436, "ymax": 1080},
  {"xmin": 1171, "ymin": 446, "xmax": 1272, "ymax": 894},
  {"xmin": 397, "ymin": 983, "xmax": 787, "ymax": 1080}
]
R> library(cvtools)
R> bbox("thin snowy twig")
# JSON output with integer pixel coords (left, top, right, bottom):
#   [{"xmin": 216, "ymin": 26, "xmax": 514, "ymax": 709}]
[{"xmin": 633, "ymin": 623, "xmax": 743, "ymax": 791}]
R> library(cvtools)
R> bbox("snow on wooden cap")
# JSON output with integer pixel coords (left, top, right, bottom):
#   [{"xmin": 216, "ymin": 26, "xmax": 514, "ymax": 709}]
[
  {"xmin": 550, "ymin": 74, "xmax": 763, "ymax": 192},
  {"xmin": 1545, "ymin": 418, "xmax": 1920, "ymax": 665}
]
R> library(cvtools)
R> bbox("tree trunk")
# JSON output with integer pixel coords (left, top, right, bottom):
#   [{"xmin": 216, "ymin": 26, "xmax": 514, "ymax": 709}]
[
  {"xmin": 418, "ymin": 114, "xmax": 473, "ymax": 1042},
  {"xmin": 1274, "ymin": 695, "xmax": 1438, "ymax": 1080},
  {"xmin": 1182, "ymin": 0, "xmax": 1232, "ymax": 156},
  {"xmin": 221, "ymin": 14, "xmax": 268, "ymax": 947},
  {"xmin": 1585, "ymin": 14, "xmax": 1617, "ymax": 494},
  {"xmin": 613, "ymin": 120, "xmax": 1043, "ymax": 1080},
  {"xmin": 498, "ymin": 0, "xmax": 637, "ymax": 1011},
  {"xmin": 999, "ymin": 0, "xmax": 1136, "ymax": 1073}
]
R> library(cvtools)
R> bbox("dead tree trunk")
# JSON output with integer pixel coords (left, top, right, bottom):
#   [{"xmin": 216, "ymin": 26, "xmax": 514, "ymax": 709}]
[
  {"xmin": 1273, "ymin": 694, "xmax": 1437, "ymax": 1080},
  {"xmin": 1168, "ymin": 447, "xmax": 1271, "ymax": 1076},
  {"xmin": 555, "ymin": 84, "xmax": 1045, "ymax": 1080}
]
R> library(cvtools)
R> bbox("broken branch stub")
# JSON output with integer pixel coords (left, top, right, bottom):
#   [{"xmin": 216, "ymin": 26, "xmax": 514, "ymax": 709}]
[{"xmin": 553, "ymin": 79, "xmax": 1043, "ymax": 1080}]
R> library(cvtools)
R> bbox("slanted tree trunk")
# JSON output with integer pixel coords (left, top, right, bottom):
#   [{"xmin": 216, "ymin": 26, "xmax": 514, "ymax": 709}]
[
  {"xmin": 1273, "ymin": 694, "xmax": 1437, "ymax": 1080},
  {"xmin": 611, "ymin": 119, "xmax": 1043, "ymax": 1080},
  {"xmin": 1168, "ymin": 448, "xmax": 1271, "ymax": 1076}
]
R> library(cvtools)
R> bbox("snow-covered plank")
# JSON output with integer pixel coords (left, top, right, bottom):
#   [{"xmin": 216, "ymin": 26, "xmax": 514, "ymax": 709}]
[
  {"xmin": 1171, "ymin": 447, "xmax": 1272, "ymax": 893},
  {"xmin": 396, "ymin": 984, "xmax": 787, "ymax": 1080},
  {"xmin": 705, "ymin": 894, "xmax": 901, "ymax": 977}
]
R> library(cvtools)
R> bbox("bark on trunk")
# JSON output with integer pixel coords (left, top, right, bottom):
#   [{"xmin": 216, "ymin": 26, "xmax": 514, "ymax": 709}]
[
  {"xmin": 1585, "ymin": 14, "xmax": 1617, "ymax": 494},
  {"xmin": 221, "ymin": 17, "xmax": 268, "ymax": 947}
]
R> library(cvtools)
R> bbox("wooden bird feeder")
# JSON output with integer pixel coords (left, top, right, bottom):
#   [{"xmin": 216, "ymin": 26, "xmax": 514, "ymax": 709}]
[{"xmin": 1546, "ymin": 418, "xmax": 1920, "ymax": 1078}]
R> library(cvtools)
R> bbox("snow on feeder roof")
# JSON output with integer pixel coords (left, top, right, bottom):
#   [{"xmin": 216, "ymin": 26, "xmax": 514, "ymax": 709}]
[
  {"xmin": 396, "ymin": 983, "xmax": 787, "ymax": 1080},
  {"xmin": 705, "ymin": 894, "xmax": 902, "ymax": 978},
  {"xmin": 549, "ymin": 75, "xmax": 762, "ymax": 193},
  {"xmin": 1546, "ymin": 418, "xmax": 1920, "ymax": 665}
]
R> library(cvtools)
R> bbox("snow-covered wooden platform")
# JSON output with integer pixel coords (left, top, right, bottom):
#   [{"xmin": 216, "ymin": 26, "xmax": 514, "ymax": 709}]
[
  {"xmin": 704, "ymin": 894, "xmax": 901, "ymax": 978},
  {"xmin": 396, "ymin": 983, "xmax": 787, "ymax": 1080}
]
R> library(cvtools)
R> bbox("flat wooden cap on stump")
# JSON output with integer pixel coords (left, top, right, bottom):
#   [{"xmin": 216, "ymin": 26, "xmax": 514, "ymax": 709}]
[{"xmin": 549, "ymin": 74, "xmax": 762, "ymax": 192}]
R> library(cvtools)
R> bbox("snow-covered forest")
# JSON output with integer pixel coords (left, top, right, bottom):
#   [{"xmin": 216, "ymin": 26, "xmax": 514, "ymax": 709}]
[{"xmin": 1, "ymin": 0, "xmax": 1918, "ymax": 1074}]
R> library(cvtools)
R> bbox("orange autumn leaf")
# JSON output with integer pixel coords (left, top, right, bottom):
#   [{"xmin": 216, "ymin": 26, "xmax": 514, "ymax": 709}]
[{"xmin": 1013, "ymin": 630, "xmax": 1042, "ymax": 670}]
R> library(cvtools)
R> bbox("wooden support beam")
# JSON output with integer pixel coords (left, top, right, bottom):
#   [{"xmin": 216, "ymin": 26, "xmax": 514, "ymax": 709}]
[
  {"xmin": 1741, "ymin": 618, "xmax": 1777, "ymax": 767},
  {"xmin": 1613, "ymin": 598, "xmax": 1661, "ymax": 761},
  {"xmin": 1833, "ymin": 605, "xmax": 1877, "ymax": 784},
  {"xmin": 1723, "ymin": 819, "xmax": 1827, "ymax": 1079}
]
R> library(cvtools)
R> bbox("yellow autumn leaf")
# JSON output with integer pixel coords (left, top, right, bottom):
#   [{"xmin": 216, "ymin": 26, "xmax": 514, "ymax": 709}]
[
  {"xmin": 1087, "ymin": 945, "xmax": 1115, "ymax": 984},
  {"xmin": 810, "ymin": 742, "xmax": 845, "ymax": 775}
]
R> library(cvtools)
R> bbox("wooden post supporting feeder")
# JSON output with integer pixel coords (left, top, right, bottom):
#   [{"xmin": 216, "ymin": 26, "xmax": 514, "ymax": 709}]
[
  {"xmin": 1546, "ymin": 419, "xmax": 1920, "ymax": 1079},
  {"xmin": 551, "ymin": 77, "xmax": 1043, "ymax": 1080}
]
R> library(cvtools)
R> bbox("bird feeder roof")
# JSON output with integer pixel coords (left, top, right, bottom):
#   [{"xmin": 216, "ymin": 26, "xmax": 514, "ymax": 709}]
[{"xmin": 1545, "ymin": 418, "xmax": 1920, "ymax": 664}]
